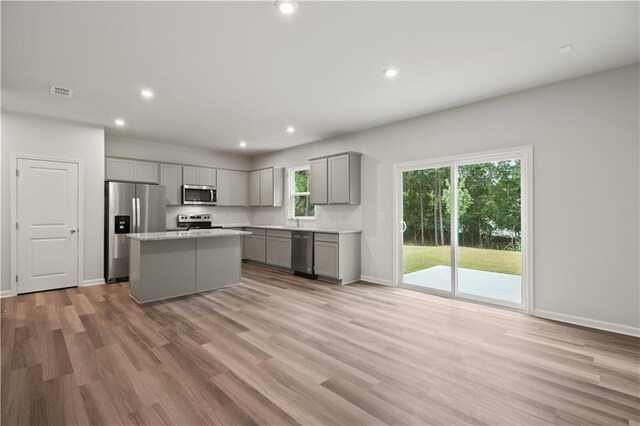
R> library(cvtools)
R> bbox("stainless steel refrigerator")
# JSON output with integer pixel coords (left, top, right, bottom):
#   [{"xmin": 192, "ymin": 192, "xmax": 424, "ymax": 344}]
[{"xmin": 105, "ymin": 181, "xmax": 166, "ymax": 282}]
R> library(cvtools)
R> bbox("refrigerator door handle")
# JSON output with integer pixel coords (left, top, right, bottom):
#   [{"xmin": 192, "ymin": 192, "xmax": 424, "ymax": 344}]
[
  {"xmin": 136, "ymin": 198, "xmax": 141, "ymax": 232},
  {"xmin": 131, "ymin": 198, "xmax": 137, "ymax": 232}
]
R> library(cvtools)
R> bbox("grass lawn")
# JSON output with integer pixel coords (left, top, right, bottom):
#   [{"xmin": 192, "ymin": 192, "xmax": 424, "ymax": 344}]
[{"xmin": 403, "ymin": 245, "xmax": 521, "ymax": 275}]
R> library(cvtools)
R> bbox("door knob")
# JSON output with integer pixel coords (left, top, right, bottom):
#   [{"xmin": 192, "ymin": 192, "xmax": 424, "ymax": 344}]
[{"xmin": 70, "ymin": 229, "xmax": 77, "ymax": 233}]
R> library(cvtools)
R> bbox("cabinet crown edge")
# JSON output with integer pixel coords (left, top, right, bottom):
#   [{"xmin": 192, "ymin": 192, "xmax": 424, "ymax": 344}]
[{"xmin": 308, "ymin": 152, "xmax": 362, "ymax": 161}]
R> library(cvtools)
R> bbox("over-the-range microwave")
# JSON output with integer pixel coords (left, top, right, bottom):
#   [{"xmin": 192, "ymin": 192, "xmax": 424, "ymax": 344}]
[{"xmin": 182, "ymin": 185, "xmax": 217, "ymax": 205}]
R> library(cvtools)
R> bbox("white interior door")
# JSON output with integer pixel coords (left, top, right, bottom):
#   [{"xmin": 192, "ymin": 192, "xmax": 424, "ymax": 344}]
[{"xmin": 17, "ymin": 158, "xmax": 79, "ymax": 293}]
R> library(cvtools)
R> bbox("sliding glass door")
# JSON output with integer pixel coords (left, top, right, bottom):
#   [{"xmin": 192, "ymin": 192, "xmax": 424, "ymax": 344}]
[
  {"xmin": 397, "ymin": 148, "xmax": 530, "ymax": 311},
  {"xmin": 456, "ymin": 160, "xmax": 522, "ymax": 305},
  {"xmin": 401, "ymin": 166, "xmax": 453, "ymax": 294}
]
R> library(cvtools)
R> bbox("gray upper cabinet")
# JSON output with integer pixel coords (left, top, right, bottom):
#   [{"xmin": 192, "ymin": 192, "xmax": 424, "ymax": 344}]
[
  {"xmin": 160, "ymin": 163, "xmax": 182, "ymax": 205},
  {"xmin": 133, "ymin": 160, "xmax": 159, "ymax": 183},
  {"xmin": 106, "ymin": 157, "xmax": 158, "ymax": 184},
  {"xmin": 182, "ymin": 166, "xmax": 199, "ymax": 185},
  {"xmin": 106, "ymin": 157, "xmax": 134, "ymax": 181},
  {"xmin": 309, "ymin": 158, "xmax": 328, "ymax": 205},
  {"xmin": 328, "ymin": 155, "xmax": 350, "ymax": 204},
  {"xmin": 217, "ymin": 169, "xmax": 247, "ymax": 206},
  {"xmin": 199, "ymin": 168, "xmax": 216, "ymax": 186},
  {"xmin": 248, "ymin": 167, "xmax": 284, "ymax": 207},
  {"xmin": 249, "ymin": 171, "xmax": 261, "ymax": 207},
  {"xmin": 260, "ymin": 168, "xmax": 274, "ymax": 206},
  {"xmin": 309, "ymin": 152, "xmax": 361, "ymax": 205},
  {"xmin": 183, "ymin": 166, "xmax": 216, "ymax": 186}
]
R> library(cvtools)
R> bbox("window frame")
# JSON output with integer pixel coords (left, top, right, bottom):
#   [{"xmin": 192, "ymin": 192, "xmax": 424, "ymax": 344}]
[{"xmin": 288, "ymin": 165, "xmax": 315, "ymax": 220}]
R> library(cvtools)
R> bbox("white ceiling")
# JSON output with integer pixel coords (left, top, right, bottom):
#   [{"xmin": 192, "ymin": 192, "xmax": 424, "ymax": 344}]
[{"xmin": 2, "ymin": 1, "xmax": 638, "ymax": 154}]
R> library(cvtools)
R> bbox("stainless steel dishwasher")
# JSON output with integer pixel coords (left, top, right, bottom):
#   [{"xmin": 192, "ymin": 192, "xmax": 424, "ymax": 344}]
[{"xmin": 291, "ymin": 231, "xmax": 317, "ymax": 279}]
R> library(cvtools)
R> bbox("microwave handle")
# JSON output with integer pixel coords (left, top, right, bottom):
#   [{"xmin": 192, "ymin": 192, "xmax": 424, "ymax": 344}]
[{"xmin": 210, "ymin": 189, "xmax": 215, "ymax": 202}]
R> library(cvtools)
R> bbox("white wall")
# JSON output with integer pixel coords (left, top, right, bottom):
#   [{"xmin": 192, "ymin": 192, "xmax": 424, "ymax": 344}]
[
  {"xmin": 1, "ymin": 112, "xmax": 105, "ymax": 291},
  {"xmin": 252, "ymin": 64, "xmax": 640, "ymax": 333},
  {"xmin": 106, "ymin": 135, "xmax": 253, "ymax": 227},
  {"xmin": 106, "ymin": 136, "xmax": 252, "ymax": 171}
]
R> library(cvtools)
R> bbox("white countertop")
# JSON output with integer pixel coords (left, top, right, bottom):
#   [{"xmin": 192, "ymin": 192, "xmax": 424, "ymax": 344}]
[
  {"xmin": 195, "ymin": 223, "xmax": 361, "ymax": 234},
  {"xmin": 244, "ymin": 225, "xmax": 361, "ymax": 234},
  {"xmin": 127, "ymin": 229, "xmax": 251, "ymax": 241}
]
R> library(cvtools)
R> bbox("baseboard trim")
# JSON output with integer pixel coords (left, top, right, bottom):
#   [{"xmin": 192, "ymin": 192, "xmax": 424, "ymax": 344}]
[
  {"xmin": 534, "ymin": 309, "xmax": 640, "ymax": 337},
  {"xmin": 360, "ymin": 275, "xmax": 396, "ymax": 287},
  {"xmin": 80, "ymin": 279, "xmax": 106, "ymax": 287},
  {"xmin": 0, "ymin": 290, "xmax": 14, "ymax": 298}
]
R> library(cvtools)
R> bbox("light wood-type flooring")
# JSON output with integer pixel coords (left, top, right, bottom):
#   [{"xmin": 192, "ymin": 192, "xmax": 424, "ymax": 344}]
[{"xmin": 2, "ymin": 263, "xmax": 639, "ymax": 425}]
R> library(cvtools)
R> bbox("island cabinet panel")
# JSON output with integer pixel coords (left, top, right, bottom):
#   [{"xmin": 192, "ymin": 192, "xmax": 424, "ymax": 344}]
[
  {"xmin": 130, "ymin": 238, "xmax": 197, "ymax": 303},
  {"xmin": 128, "ymin": 233, "xmax": 246, "ymax": 303},
  {"xmin": 160, "ymin": 163, "xmax": 182, "ymax": 205},
  {"xmin": 196, "ymin": 237, "xmax": 242, "ymax": 292}
]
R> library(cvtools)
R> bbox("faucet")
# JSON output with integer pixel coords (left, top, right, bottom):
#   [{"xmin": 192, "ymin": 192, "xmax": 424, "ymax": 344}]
[{"xmin": 295, "ymin": 218, "xmax": 300, "ymax": 228}]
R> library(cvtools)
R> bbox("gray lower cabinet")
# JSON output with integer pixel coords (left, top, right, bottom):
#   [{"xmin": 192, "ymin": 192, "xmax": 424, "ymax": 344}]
[
  {"xmin": 314, "ymin": 240, "xmax": 339, "ymax": 278},
  {"xmin": 242, "ymin": 227, "xmax": 360, "ymax": 283},
  {"xmin": 266, "ymin": 230, "xmax": 292, "ymax": 269},
  {"xmin": 244, "ymin": 231, "xmax": 266, "ymax": 262},
  {"xmin": 314, "ymin": 232, "xmax": 361, "ymax": 284}
]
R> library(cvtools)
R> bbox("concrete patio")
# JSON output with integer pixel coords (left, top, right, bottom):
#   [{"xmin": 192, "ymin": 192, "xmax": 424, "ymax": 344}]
[{"xmin": 403, "ymin": 265, "xmax": 521, "ymax": 303}]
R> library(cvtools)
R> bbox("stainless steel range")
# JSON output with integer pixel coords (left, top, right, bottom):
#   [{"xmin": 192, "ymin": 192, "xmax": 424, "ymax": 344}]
[{"xmin": 176, "ymin": 214, "xmax": 222, "ymax": 230}]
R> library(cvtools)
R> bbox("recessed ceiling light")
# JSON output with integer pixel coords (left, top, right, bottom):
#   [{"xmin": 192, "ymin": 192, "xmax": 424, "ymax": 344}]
[
  {"xmin": 286, "ymin": 126, "xmax": 295, "ymax": 134},
  {"xmin": 276, "ymin": 1, "xmax": 298, "ymax": 14},
  {"xmin": 114, "ymin": 119, "xmax": 125, "ymax": 127},
  {"xmin": 383, "ymin": 68, "xmax": 399, "ymax": 78},
  {"xmin": 140, "ymin": 89, "xmax": 154, "ymax": 99},
  {"xmin": 559, "ymin": 45, "xmax": 573, "ymax": 54},
  {"xmin": 239, "ymin": 141, "xmax": 247, "ymax": 148}
]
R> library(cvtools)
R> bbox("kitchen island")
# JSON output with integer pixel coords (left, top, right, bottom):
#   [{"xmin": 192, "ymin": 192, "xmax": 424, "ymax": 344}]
[{"xmin": 126, "ymin": 229, "xmax": 251, "ymax": 303}]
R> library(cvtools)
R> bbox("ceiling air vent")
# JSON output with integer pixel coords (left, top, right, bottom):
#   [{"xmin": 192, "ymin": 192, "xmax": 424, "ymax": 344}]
[{"xmin": 50, "ymin": 85, "xmax": 73, "ymax": 98}]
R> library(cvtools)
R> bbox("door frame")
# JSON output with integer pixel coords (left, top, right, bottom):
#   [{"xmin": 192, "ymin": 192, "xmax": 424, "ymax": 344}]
[
  {"xmin": 392, "ymin": 146, "xmax": 534, "ymax": 314},
  {"xmin": 10, "ymin": 154, "xmax": 84, "ymax": 296}
]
